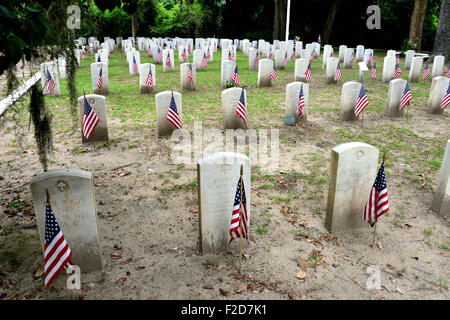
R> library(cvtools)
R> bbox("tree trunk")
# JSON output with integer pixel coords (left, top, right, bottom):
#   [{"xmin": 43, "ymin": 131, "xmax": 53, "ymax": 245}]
[
  {"xmin": 409, "ymin": 0, "xmax": 428, "ymax": 51},
  {"xmin": 180, "ymin": 0, "xmax": 183, "ymax": 28},
  {"xmin": 322, "ymin": 0, "xmax": 343, "ymax": 44},
  {"xmin": 273, "ymin": 0, "xmax": 287, "ymax": 41},
  {"xmin": 433, "ymin": 0, "xmax": 450, "ymax": 60},
  {"xmin": 131, "ymin": 13, "xmax": 136, "ymax": 39}
]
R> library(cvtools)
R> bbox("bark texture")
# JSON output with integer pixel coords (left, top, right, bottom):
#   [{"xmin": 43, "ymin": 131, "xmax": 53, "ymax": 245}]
[
  {"xmin": 433, "ymin": 0, "xmax": 450, "ymax": 61},
  {"xmin": 409, "ymin": 0, "xmax": 428, "ymax": 51}
]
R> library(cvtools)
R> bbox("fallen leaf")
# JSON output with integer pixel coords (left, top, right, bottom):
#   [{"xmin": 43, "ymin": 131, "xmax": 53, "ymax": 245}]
[
  {"xmin": 297, "ymin": 259, "xmax": 308, "ymax": 271},
  {"xmin": 427, "ymin": 260, "xmax": 432, "ymax": 264},
  {"xmin": 296, "ymin": 271, "xmax": 307, "ymax": 279},
  {"xmin": 111, "ymin": 252, "xmax": 122, "ymax": 260},
  {"xmin": 236, "ymin": 284, "xmax": 247, "ymax": 293},
  {"xmin": 202, "ymin": 286, "xmax": 214, "ymax": 290},
  {"xmin": 116, "ymin": 277, "xmax": 127, "ymax": 285},
  {"xmin": 191, "ymin": 209, "xmax": 198, "ymax": 213},
  {"xmin": 186, "ymin": 283, "xmax": 192, "ymax": 286},
  {"xmin": 219, "ymin": 288, "xmax": 229, "ymax": 296},
  {"xmin": 34, "ymin": 265, "xmax": 44, "ymax": 279},
  {"xmin": 125, "ymin": 258, "xmax": 133, "ymax": 264},
  {"xmin": 288, "ymin": 292, "xmax": 295, "ymax": 300},
  {"xmin": 135, "ymin": 266, "xmax": 145, "ymax": 270},
  {"xmin": 82, "ymin": 284, "xmax": 89, "ymax": 292},
  {"xmin": 218, "ymin": 264, "xmax": 226, "ymax": 271}
]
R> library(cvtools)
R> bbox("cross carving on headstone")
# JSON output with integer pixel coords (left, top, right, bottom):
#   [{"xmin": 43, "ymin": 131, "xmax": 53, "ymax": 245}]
[{"xmin": 56, "ymin": 180, "xmax": 67, "ymax": 192}]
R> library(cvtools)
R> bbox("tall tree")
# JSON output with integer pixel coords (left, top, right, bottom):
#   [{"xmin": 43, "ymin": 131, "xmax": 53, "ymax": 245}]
[
  {"xmin": 409, "ymin": 0, "xmax": 429, "ymax": 50},
  {"xmin": 322, "ymin": 0, "xmax": 344, "ymax": 44},
  {"xmin": 433, "ymin": 0, "xmax": 450, "ymax": 59},
  {"xmin": 273, "ymin": 0, "xmax": 286, "ymax": 40}
]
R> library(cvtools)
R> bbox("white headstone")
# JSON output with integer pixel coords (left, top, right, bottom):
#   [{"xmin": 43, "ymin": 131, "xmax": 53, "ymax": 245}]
[
  {"xmin": 193, "ymin": 49, "xmax": 206, "ymax": 71},
  {"xmin": 325, "ymin": 57, "xmax": 340, "ymax": 84},
  {"xmin": 386, "ymin": 78, "xmax": 408, "ymax": 117},
  {"xmin": 294, "ymin": 58, "xmax": 309, "ymax": 83},
  {"xmin": 340, "ymin": 81, "xmax": 362, "ymax": 121},
  {"xmin": 427, "ymin": 76, "xmax": 450, "ymax": 114},
  {"xmin": 78, "ymin": 94, "xmax": 108, "ymax": 143},
  {"xmin": 90, "ymin": 62, "xmax": 108, "ymax": 95},
  {"xmin": 338, "ymin": 45, "xmax": 347, "ymax": 63},
  {"xmin": 382, "ymin": 55, "xmax": 396, "ymax": 83},
  {"xmin": 162, "ymin": 49, "xmax": 175, "ymax": 72},
  {"xmin": 129, "ymin": 51, "xmax": 141, "ymax": 75},
  {"xmin": 343, "ymin": 48, "xmax": 354, "ymax": 69},
  {"xmin": 257, "ymin": 59, "xmax": 274, "ymax": 87},
  {"xmin": 433, "ymin": 140, "xmax": 450, "ymax": 217},
  {"xmin": 40, "ymin": 62, "xmax": 61, "ymax": 96},
  {"xmin": 58, "ymin": 57, "xmax": 67, "ymax": 79},
  {"xmin": 322, "ymin": 45, "xmax": 333, "ymax": 69},
  {"xmin": 408, "ymin": 56, "xmax": 423, "ymax": 83},
  {"xmin": 222, "ymin": 87, "xmax": 247, "ymax": 129},
  {"xmin": 139, "ymin": 63, "xmax": 156, "ymax": 94},
  {"xmin": 248, "ymin": 48, "xmax": 259, "ymax": 70},
  {"xmin": 155, "ymin": 91, "xmax": 183, "ymax": 136},
  {"xmin": 285, "ymin": 82, "xmax": 309, "ymax": 123},
  {"xmin": 404, "ymin": 50, "xmax": 415, "ymax": 70},
  {"xmin": 356, "ymin": 45, "xmax": 365, "ymax": 62},
  {"xmin": 432, "ymin": 55, "xmax": 445, "ymax": 78},
  {"xmin": 197, "ymin": 152, "xmax": 251, "ymax": 254},
  {"xmin": 180, "ymin": 62, "xmax": 196, "ymax": 91},
  {"xmin": 221, "ymin": 60, "xmax": 237, "ymax": 87},
  {"xmin": 325, "ymin": 142, "xmax": 380, "ymax": 233},
  {"xmin": 30, "ymin": 169, "xmax": 103, "ymax": 275}
]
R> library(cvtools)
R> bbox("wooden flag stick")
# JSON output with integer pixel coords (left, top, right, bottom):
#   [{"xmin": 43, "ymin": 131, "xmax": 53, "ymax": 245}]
[
  {"xmin": 371, "ymin": 222, "xmax": 378, "ymax": 247},
  {"xmin": 45, "ymin": 188, "xmax": 51, "ymax": 202},
  {"xmin": 238, "ymin": 164, "xmax": 244, "ymax": 273}
]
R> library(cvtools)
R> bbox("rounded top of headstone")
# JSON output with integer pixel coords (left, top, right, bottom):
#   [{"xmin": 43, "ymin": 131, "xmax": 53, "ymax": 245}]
[
  {"xmin": 332, "ymin": 142, "xmax": 378, "ymax": 154},
  {"xmin": 77, "ymin": 94, "xmax": 105, "ymax": 103},
  {"xmin": 222, "ymin": 87, "xmax": 244, "ymax": 95},
  {"xmin": 197, "ymin": 152, "xmax": 250, "ymax": 166},
  {"xmin": 155, "ymin": 90, "xmax": 181, "ymax": 98},
  {"xmin": 30, "ymin": 168, "xmax": 92, "ymax": 185}
]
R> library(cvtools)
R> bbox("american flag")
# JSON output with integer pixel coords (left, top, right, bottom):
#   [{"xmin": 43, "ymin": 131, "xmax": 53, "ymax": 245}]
[
  {"xmin": 145, "ymin": 67, "xmax": 153, "ymax": 88},
  {"xmin": 393, "ymin": 63, "xmax": 402, "ymax": 79},
  {"xmin": 181, "ymin": 48, "xmax": 187, "ymax": 61},
  {"xmin": 268, "ymin": 47, "xmax": 273, "ymax": 59},
  {"xmin": 132, "ymin": 55, "xmax": 138, "ymax": 73},
  {"xmin": 83, "ymin": 96, "xmax": 99, "ymax": 139},
  {"xmin": 318, "ymin": 35, "xmax": 321, "ymax": 44},
  {"xmin": 291, "ymin": 48, "xmax": 295, "ymax": 60},
  {"xmin": 297, "ymin": 85, "xmax": 305, "ymax": 118},
  {"xmin": 368, "ymin": 51, "xmax": 373, "ymax": 65},
  {"xmin": 441, "ymin": 84, "xmax": 450, "ymax": 110},
  {"xmin": 396, "ymin": 54, "xmax": 400, "ymax": 65},
  {"xmin": 165, "ymin": 52, "xmax": 171, "ymax": 67},
  {"xmin": 309, "ymin": 51, "xmax": 314, "ymax": 63},
  {"xmin": 188, "ymin": 46, "xmax": 191, "ymax": 55},
  {"xmin": 399, "ymin": 81, "xmax": 412, "ymax": 110},
  {"xmin": 157, "ymin": 47, "xmax": 162, "ymax": 61},
  {"xmin": 334, "ymin": 63, "xmax": 342, "ymax": 81},
  {"xmin": 354, "ymin": 85, "xmax": 369, "ymax": 117},
  {"xmin": 97, "ymin": 55, "xmax": 101, "ymax": 63},
  {"xmin": 147, "ymin": 46, "xmax": 152, "ymax": 56},
  {"xmin": 350, "ymin": 51, "xmax": 354, "ymax": 63},
  {"xmin": 254, "ymin": 53, "xmax": 259, "ymax": 67},
  {"xmin": 228, "ymin": 49, "xmax": 233, "ymax": 61},
  {"xmin": 44, "ymin": 197, "xmax": 73, "ymax": 288},
  {"xmin": 81, "ymin": 47, "xmax": 85, "ymax": 59},
  {"xmin": 445, "ymin": 65, "xmax": 450, "ymax": 78},
  {"xmin": 188, "ymin": 63, "xmax": 194, "ymax": 83},
  {"xmin": 282, "ymin": 51, "xmax": 288, "ymax": 65},
  {"xmin": 270, "ymin": 63, "xmax": 277, "ymax": 81},
  {"xmin": 235, "ymin": 89, "xmax": 247, "ymax": 123},
  {"xmin": 202, "ymin": 53, "xmax": 208, "ymax": 67},
  {"xmin": 229, "ymin": 177, "xmax": 249, "ymax": 244},
  {"xmin": 167, "ymin": 93, "xmax": 182, "ymax": 130},
  {"xmin": 422, "ymin": 64, "xmax": 430, "ymax": 80},
  {"xmin": 362, "ymin": 162, "xmax": 389, "ymax": 226},
  {"xmin": 231, "ymin": 65, "xmax": 240, "ymax": 86},
  {"xmin": 305, "ymin": 63, "xmax": 312, "ymax": 82},
  {"xmin": 96, "ymin": 67, "xmax": 102, "ymax": 88},
  {"xmin": 45, "ymin": 69, "xmax": 55, "ymax": 94},
  {"xmin": 371, "ymin": 62, "xmax": 377, "ymax": 80},
  {"xmin": 206, "ymin": 47, "xmax": 211, "ymax": 59}
]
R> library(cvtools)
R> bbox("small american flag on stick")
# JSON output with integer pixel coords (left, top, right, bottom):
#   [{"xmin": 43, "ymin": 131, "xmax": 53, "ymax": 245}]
[
  {"xmin": 445, "ymin": 65, "xmax": 450, "ymax": 78},
  {"xmin": 181, "ymin": 48, "xmax": 187, "ymax": 61},
  {"xmin": 82, "ymin": 95, "xmax": 99, "ymax": 140},
  {"xmin": 354, "ymin": 85, "xmax": 369, "ymax": 117},
  {"xmin": 231, "ymin": 65, "xmax": 240, "ymax": 86},
  {"xmin": 441, "ymin": 84, "xmax": 450, "ymax": 110},
  {"xmin": 132, "ymin": 55, "xmax": 138, "ymax": 74},
  {"xmin": 270, "ymin": 63, "xmax": 277, "ymax": 81},
  {"xmin": 44, "ymin": 189, "xmax": 73, "ymax": 288},
  {"xmin": 371, "ymin": 62, "xmax": 377, "ymax": 80},
  {"xmin": 393, "ymin": 63, "xmax": 402, "ymax": 79},
  {"xmin": 202, "ymin": 53, "xmax": 208, "ymax": 67},
  {"xmin": 145, "ymin": 67, "xmax": 153, "ymax": 88},
  {"xmin": 235, "ymin": 89, "xmax": 247, "ymax": 123},
  {"xmin": 422, "ymin": 64, "xmax": 430, "ymax": 80},
  {"xmin": 157, "ymin": 47, "xmax": 162, "ymax": 62},
  {"xmin": 228, "ymin": 49, "xmax": 233, "ymax": 61},
  {"xmin": 45, "ymin": 69, "xmax": 55, "ymax": 94},
  {"xmin": 297, "ymin": 85, "xmax": 305, "ymax": 118},
  {"xmin": 399, "ymin": 81, "xmax": 412, "ymax": 110},
  {"xmin": 334, "ymin": 63, "xmax": 342, "ymax": 81},
  {"xmin": 268, "ymin": 47, "xmax": 273, "ymax": 58},
  {"xmin": 96, "ymin": 67, "xmax": 102, "ymax": 89},
  {"xmin": 282, "ymin": 51, "xmax": 288, "ymax": 65},
  {"xmin": 97, "ymin": 55, "xmax": 101, "ymax": 63},
  {"xmin": 165, "ymin": 52, "xmax": 171, "ymax": 67},
  {"xmin": 188, "ymin": 63, "xmax": 194, "ymax": 83},
  {"xmin": 254, "ymin": 53, "xmax": 259, "ymax": 67},
  {"xmin": 167, "ymin": 93, "xmax": 182, "ymax": 130},
  {"xmin": 362, "ymin": 162, "xmax": 389, "ymax": 227},
  {"xmin": 229, "ymin": 172, "xmax": 249, "ymax": 244},
  {"xmin": 305, "ymin": 63, "xmax": 312, "ymax": 82}
]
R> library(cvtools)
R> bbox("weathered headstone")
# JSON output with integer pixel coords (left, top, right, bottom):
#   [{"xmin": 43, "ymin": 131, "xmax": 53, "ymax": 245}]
[
  {"xmin": 427, "ymin": 76, "xmax": 450, "ymax": 114},
  {"xmin": 180, "ymin": 62, "xmax": 196, "ymax": 91},
  {"xmin": 285, "ymin": 82, "xmax": 308, "ymax": 123},
  {"xmin": 404, "ymin": 50, "xmax": 415, "ymax": 70},
  {"xmin": 30, "ymin": 169, "xmax": 104, "ymax": 276},
  {"xmin": 363, "ymin": 49, "xmax": 374, "ymax": 69},
  {"xmin": 58, "ymin": 57, "xmax": 67, "ymax": 79},
  {"xmin": 386, "ymin": 79, "xmax": 408, "ymax": 117},
  {"xmin": 90, "ymin": 62, "xmax": 109, "ymax": 95},
  {"xmin": 221, "ymin": 60, "xmax": 237, "ymax": 87},
  {"xmin": 193, "ymin": 49, "xmax": 206, "ymax": 71},
  {"xmin": 222, "ymin": 87, "xmax": 247, "ymax": 129},
  {"xmin": 356, "ymin": 45, "xmax": 365, "ymax": 62},
  {"xmin": 325, "ymin": 142, "xmax": 380, "ymax": 233},
  {"xmin": 433, "ymin": 140, "xmax": 450, "ymax": 217},
  {"xmin": 197, "ymin": 152, "xmax": 251, "ymax": 254},
  {"xmin": 78, "ymin": 94, "xmax": 108, "ymax": 143},
  {"xmin": 294, "ymin": 58, "xmax": 309, "ymax": 83},
  {"xmin": 295, "ymin": 41, "xmax": 303, "ymax": 58},
  {"xmin": 40, "ymin": 62, "xmax": 61, "ymax": 96},
  {"xmin": 257, "ymin": 59, "xmax": 273, "ymax": 87},
  {"xmin": 139, "ymin": 63, "xmax": 156, "ymax": 94},
  {"xmin": 155, "ymin": 90, "xmax": 183, "ymax": 136},
  {"xmin": 358, "ymin": 62, "xmax": 368, "ymax": 83},
  {"xmin": 322, "ymin": 45, "xmax": 333, "ymax": 69},
  {"xmin": 325, "ymin": 57, "xmax": 339, "ymax": 84},
  {"xmin": 248, "ymin": 48, "xmax": 259, "ymax": 70},
  {"xmin": 338, "ymin": 45, "xmax": 347, "ymax": 63},
  {"xmin": 129, "ymin": 52, "xmax": 141, "ymax": 75},
  {"xmin": 432, "ymin": 55, "xmax": 445, "ymax": 78},
  {"xmin": 340, "ymin": 81, "xmax": 362, "ymax": 121},
  {"xmin": 382, "ymin": 55, "xmax": 396, "ymax": 83},
  {"xmin": 408, "ymin": 56, "xmax": 423, "ymax": 83},
  {"xmin": 343, "ymin": 48, "xmax": 354, "ymax": 69}
]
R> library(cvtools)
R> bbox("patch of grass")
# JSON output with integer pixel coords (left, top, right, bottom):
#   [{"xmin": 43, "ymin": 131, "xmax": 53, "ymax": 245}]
[
  {"xmin": 256, "ymin": 225, "xmax": 268, "ymax": 234},
  {"xmin": 424, "ymin": 229, "xmax": 433, "ymax": 236},
  {"xmin": 269, "ymin": 195, "xmax": 291, "ymax": 203}
]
